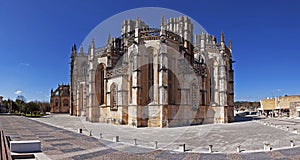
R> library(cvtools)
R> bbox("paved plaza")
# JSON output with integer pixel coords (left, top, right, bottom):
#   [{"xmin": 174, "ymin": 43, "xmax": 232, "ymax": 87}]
[{"xmin": 0, "ymin": 114, "xmax": 300, "ymax": 159}]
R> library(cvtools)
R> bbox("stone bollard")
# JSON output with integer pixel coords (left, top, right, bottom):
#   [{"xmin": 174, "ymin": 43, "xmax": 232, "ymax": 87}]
[
  {"xmin": 287, "ymin": 126, "xmax": 289, "ymax": 131},
  {"xmin": 133, "ymin": 138, "xmax": 137, "ymax": 145},
  {"xmin": 89, "ymin": 130, "xmax": 92, "ymax": 136},
  {"xmin": 78, "ymin": 128, "xmax": 82, "ymax": 133},
  {"xmin": 290, "ymin": 140, "xmax": 295, "ymax": 147},
  {"xmin": 236, "ymin": 145, "xmax": 241, "ymax": 153},
  {"xmin": 179, "ymin": 144, "xmax": 185, "ymax": 152},
  {"xmin": 113, "ymin": 136, "xmax": 119, "ymax": 142},
  {"xmin": 293, "ymin": 128, "xmax": 298, "ymax": 134},
  {"xmin": 99, "ymin": 133, "xmax": 103, "ymax": 138},
  {"xmin": 209, "ymin": 145, "xmax": 213, "ymax": 153},
  {"xmin": 263, "ymin": 142, "xmax": 271, "ymax": 151},
  {"xmin": 154, "ymin": 141, "xmax": 158, "ymax": 149}
]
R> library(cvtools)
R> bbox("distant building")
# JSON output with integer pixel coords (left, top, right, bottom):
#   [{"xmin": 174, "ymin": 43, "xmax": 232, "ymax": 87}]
[
  {"xmin": 260, "ymin": 95, "xmax": 300, "ymax": 117},
  {"xmin": 50, "ymin": 84, "xmax": 70, "ymax": 113},
  {"xmin": 290, "ymin": 101, "xmax": 300, "ymax": 118},
  {"xmin": 260, "ymin": 98, "xmax": 275, "ymax": 116}
]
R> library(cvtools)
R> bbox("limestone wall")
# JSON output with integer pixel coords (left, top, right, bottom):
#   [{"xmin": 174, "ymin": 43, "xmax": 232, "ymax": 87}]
[
  {"xmin": 278, "ymin": 96, "xmax": 300, "ymax": 109},
  {"xmin": 290, "ymin": 102, "xmax": 300, "ymax": 118},
  {"xmin": 260, "ymin": 98, "xmax": 276, "ymax": 110}
]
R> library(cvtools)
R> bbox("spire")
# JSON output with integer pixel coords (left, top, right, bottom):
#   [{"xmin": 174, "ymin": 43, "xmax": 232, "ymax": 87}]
[
  {"xmin": 88, "ymin": 45, "xmax": 91, "ymax": 54},
  {"xmin": 220, "ymin": 32, "xmax": 225, "ymax": 42},
  {"xmin": 161, "ymin": 15, "xmax": 166, "ymax": 26},
  {"xmin": 91, "ymin": 38, "xmax": 95, "ymax": 49},
  {"xmin": 228, "ymin": 40, "xmax": 232, "ymax": 49},
  {"xmin": 71, "ymin": 43, "xmax": 77, "ymax": 57},
  {"xmin": 220, "ymin": 32, "xmax": 225, "ymax": 51},
  {"xmin": 73, "ymin": 44, "xmax": 77, "ymax": 51},
  {"xmin": 106, "ymin": 33, "xmax": 111, "ymax": 46},
  {"xmin": 200, "ymin": 30, "xmax": 205, "ymax": 40},
  {"xmin": 72, "ymin": 43, "xmax": 77, "ymax": 53},
  {"xmin": 135, "ymin": 17, "xmax": 140, "ymax": 28},
  {"xmin": 106, "ymin": 33, "xmax": 113, "ymax": 52},
  {"xmin": 160, "ymin": 15, "xmax": 167, "ymax": 39},
  {"xmin": 79, "ymin": 46, "xmax": 84, "ymax": 55},
  {"xmin": 214, "ymin": 36, "xmax": 218, "ymax": 44}
]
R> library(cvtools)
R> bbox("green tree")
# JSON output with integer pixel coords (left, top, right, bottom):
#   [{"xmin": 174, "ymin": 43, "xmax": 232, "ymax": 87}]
[
  {"xmin": 234, "ymin": 101, "xmax": 261, "ymax": 112},
  {"xmin": 16, "ymin": 95, "xmax": 26, "ymax": 103},
  {"xmin": 36, "ymin": 101, "xmax": 50, "ymax": 115},
  {"xmin": 24, "ymin": 101, "xmax": 40, "ymax": 115},
  {"xmin": 3, "ymin": 99, "xmax": 18, "ymax": 113},
  {"xmin": 15, "ymin": 98, "xmax": 25, "ymax": 113}
]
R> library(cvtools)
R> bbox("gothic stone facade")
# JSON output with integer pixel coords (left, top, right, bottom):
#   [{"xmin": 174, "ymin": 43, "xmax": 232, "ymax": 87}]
[
  {"xmin": 70, "ymin": 16, "xmax": 234, "ymax": 127},
  {"xmin": 50, "ymin": 84, "xmax": 70, "ymax": 113}
]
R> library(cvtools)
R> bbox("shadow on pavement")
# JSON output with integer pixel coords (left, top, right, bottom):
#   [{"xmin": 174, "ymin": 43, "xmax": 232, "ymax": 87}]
[{"xmin": 234, "ymin": 116, "xmax": 265, "ymax": 122}]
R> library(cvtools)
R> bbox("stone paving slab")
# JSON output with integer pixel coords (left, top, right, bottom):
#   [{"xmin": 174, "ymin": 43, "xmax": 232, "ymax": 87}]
[
  {"xmin": 32, "ymin": 114, "xmax": 300, "ymax": 152},
  {"xmin": 1, "ymin": 114, "xmax": 300, "ymax": 159},
  {"xmin": 70, "ymin": 148, "xmax": 117, "ymax": 160}
]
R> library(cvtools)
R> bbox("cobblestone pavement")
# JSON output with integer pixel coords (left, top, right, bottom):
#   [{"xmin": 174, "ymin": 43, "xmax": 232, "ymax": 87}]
[{"xmin": 1, "ymin": 114, "xmax": 300, "ymax": 159}]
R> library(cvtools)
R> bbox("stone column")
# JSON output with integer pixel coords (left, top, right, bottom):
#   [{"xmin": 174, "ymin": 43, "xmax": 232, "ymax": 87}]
[
  {"xmin": 128, "ymin": 44, "xmax": 139, "ymax": 127},
  {"xmin": 103, "ymin": 69, "xmax": 107, "ymax": 105},
  {"xmin": 209, "ymin": 64, "xmax": 216, "ymax": 106},
  {"xmin": 213, "ymin": 63, "xmax": 219, "ymax": 105},
  {"xmin": 153, "ymin": 50, "xmax": 159, "ymax": 104},
  {"xmin": 158, "ymin": 43, "xmax": 168, "ymax": 127},
  {"xmin": 158, "ymin": 44, "xmax": 168, "ymax": 105},
  {"xmin": 87, "ymin": 44, "xmax": 99, "ymax": 122},
  {"xmin": 88, "ymin": 67, "xmax": 96, "ymax": 122},
  {"xmin": 76, "ymin": 86, "xmax": 80, "ymax": 116},
  {"xmin": 131, "ymin": 44, "xmax": 139, "ymax": 105},
  {"xmin": 82, "ymin": 83, "xmax": 87, "ymax": 116},
  {"xmin": 219, "ymin": 65, "xmax": 227, "ymax": 106}
]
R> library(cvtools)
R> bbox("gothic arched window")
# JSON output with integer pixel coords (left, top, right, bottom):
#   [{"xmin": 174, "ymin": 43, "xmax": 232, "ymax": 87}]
[
  {"xmin": 148, "ymin": 57, "xmax": 154, "ymax": 103},
  {"xmin": 95, "ymin": 64, "xmax": 105, "ymax": 105},
  {"xmin": 63, "ymin": 99, "xmax": 69, "ymax": 107},
  {"xmin": 191, "ymin": 83, "xmax": 198, "ymax": 110},
  {"xmin": 110, "ymin": 83, "xmax": 118, "ymax": 111},
  {"xmin": 55, "ymin": 99, "xmax": 59, "ymax": 107},
  {"xmin": 168, "ymin": 64, "xmax": 179, "ymax": 104}
]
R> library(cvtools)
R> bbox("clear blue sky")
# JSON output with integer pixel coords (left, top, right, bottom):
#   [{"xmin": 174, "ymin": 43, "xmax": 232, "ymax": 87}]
[{"xmin": 0, "ymin": 0, "xmax": 300, "ymax": 102}]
